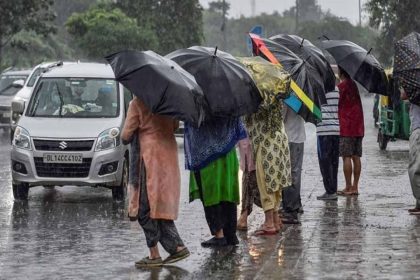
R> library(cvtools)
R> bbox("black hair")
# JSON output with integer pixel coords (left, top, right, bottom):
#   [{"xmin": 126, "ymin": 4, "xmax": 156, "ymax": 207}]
[{"xmin": 338, "ymin": 66, "xmax": 350, "ymax": 79}]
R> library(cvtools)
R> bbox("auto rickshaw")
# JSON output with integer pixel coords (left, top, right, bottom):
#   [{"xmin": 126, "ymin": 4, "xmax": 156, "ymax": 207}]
[{"xmin": 377, "ymin": 70, "xmax": 411, "ymax": 150}]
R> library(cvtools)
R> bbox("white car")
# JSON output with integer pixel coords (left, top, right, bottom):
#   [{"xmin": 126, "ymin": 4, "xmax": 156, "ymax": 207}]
[
  {"xmin": 10, "ymin": 61, "xmax": 75, "ymax": 140},
  {"xmin": 11, "ymin": 62, "xmax": 132, "ymax": 201},
  {"xmin": 0, "ymin": 69, "xmax": 31, "ymax": 129}
]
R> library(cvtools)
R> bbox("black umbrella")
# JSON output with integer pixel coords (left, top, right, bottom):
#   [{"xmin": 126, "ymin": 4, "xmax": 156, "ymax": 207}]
[
  {"xmin": 393, "ymin": 32, "xmax": 420, "ymax": 105},
  {"xmin": 321, "ymin": 39, "xmax": 388, "ymax": 96},
  {"xmin": 251, "ymin": 35, "xmax": 325, "ymax": 124},
  {"xmin": 105, "ymin": 50, "xmax": 205, "ymax": 126},
  {"xmin": 270, "ymin": 34, "xmax": 336, "ymax": 93},
  {"xmin": 166, "ymin": 46, "xmax": 261, "ymax": 118}
]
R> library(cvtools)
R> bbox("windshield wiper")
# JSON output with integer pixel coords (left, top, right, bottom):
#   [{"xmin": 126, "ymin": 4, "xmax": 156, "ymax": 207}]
[{"xmin": 55, "ymin": 83, "xmax": 64, "ymax": 117}]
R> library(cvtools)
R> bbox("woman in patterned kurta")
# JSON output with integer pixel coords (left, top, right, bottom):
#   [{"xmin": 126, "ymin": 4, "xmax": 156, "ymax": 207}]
[{"xmin": 240, "ymin": 57, "xmax": 292, "ymax": 235}]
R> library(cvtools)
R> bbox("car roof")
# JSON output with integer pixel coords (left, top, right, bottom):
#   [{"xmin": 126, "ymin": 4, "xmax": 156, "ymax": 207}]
[
  {"xmin": 1, "ymin": 69, "xmax": 32, "ymax": 76},
  {"xmin": 41, "ymin": 62, "xmax": 115, "ymax": 79}
]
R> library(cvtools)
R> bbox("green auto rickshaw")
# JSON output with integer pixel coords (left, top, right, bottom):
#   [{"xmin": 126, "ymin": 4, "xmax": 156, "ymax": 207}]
[{"xmin": 377, "ymin": 70, "xmax": 411, "ymax": 150}]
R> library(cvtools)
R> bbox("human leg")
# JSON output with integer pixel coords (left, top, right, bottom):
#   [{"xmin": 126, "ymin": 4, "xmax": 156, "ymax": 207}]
[
  {"xmin": 342, "ymin": 156, "xmax": 353, "ymax": 190},
  {"xmin": 137, "ymin": 170, "xmax": 163, "ymax": 264},
  {"xmin": 221, "ymin": 201, "xmax": 239, "ymax": 245},
  {"xmin": 255, "ymin": 156, "xmax": 278, "ymax": 233},
  {"xmin": 317, "ymin": 136, "xmax": 332, "ymax": 194},
  {"xmin": 238, "ymin": 169, "xmax": 253, "ymax": 229},
  {"xmin": 282, "ymin": 142, "xmax": 303, "ymax": 217},
  {"xmin": 408, "ymin": 130, "xmax": 420, "ymax": 210},
  {"xmin": 351, "ymin": 156, "xmax": 361, "ymax": 193}
]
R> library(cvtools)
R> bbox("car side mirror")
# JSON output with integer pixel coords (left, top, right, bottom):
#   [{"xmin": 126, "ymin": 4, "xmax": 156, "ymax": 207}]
[
  {"xmin": 12, "ymin": 80, "xmax": 25, "ymax": 89},
  {"xmin": 12, "ymin": 100, "xmax": 25, "ymax": 114}
]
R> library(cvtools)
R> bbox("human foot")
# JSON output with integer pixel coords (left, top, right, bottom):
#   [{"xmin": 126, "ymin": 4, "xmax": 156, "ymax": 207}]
[{"xmin": 337, "ymin": 186, "xmax": 352, "ymax": 195}]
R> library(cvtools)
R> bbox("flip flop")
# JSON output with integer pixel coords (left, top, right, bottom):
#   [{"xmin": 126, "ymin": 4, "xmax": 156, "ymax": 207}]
[
  {"xmin": 254, "ymin": 227, "xmax": 277, "ymax": 236},
  {"xmin": 337, "ymin": 189, "xmax": 350, "ymax": 195},
  {"xmin": 135, "ymin": 257, "xmax": 163, "ymax": 268},
  {"xmin": 163, "ymin": 248, "xmax": 190, "ymax": 264}
]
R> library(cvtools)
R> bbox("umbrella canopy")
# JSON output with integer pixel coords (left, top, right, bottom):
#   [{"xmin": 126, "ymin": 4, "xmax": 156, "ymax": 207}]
[
  {"xmin": 237, "ymin": 56, "xmax": 291, "ymax": 105},
  {"xmin": 105, "ymin": 50, "xmax": 205, "ymax": 126},
  {"xmin": 270, "ymin": 34, "xmax": 336, "ymax": 93},
  {"xmin": 321, "ymin": 39, "xmax": 388, "ymax": 96},
  {"xmin": 393, "ymin": 32, "xmax": 420, "ymax": 105},
  {"xmin": 166, "ymin": 46, "xmax": 262, "ymax": 118},
  {"xmin": 250, "ymin": 33, "xmax": 324, "ymax": 124}
]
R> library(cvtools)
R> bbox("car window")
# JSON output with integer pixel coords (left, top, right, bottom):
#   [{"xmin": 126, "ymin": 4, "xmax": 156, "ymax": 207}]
[
  {"xmin": 0, "ymin": 74, "xmax": 28, "ymax": 96},
  {"xmin": 27, "ymin": 68, "xmax": 42, "ymax": 87},
  {"xmin": 27, "ymin": 78, "xmax": 119, "ymax": 118},
  {"xmin": 123, "ymin": 86, "xmax": 133, "ymax": 115}
]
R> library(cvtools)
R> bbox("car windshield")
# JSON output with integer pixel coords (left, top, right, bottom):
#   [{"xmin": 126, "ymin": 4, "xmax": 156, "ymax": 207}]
[
  {"xmin": 27, "ymin": 78, "xmax": 119, "ymax": 118},
  {"xmin": 0, "ymin": 74, "xmax": 28, "ymax": 96}
]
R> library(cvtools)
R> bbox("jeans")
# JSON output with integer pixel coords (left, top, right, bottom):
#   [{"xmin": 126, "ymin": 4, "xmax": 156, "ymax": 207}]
[{"xmin": 317, "ymin": 135, "xmax": 339, "ymax": 194}]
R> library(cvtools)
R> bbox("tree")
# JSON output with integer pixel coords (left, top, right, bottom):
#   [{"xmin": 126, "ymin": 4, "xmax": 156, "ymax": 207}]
[
  {"xmin": 66, "ymin": 4, "xmax": 158, "ymax": 60},
  {"xmin": 0, "ymin": 0, "xmax": 56, "ymax": 69},
  {"xmin": 366, "ymin": 0, "xmax": 420, "ymax": 65},
  {"xmin": 116, "ymin": 0, "xmax": 203, "ymax": 54}
]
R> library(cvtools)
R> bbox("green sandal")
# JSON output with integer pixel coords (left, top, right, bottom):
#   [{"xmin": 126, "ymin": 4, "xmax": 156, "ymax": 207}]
[
  {"xmin": 135, "ymin": 257, "xmax": 163, "ymax": 268},
  {"xmin": 163, "ymin": 248, "xmax": 190, "ymax": 264}
]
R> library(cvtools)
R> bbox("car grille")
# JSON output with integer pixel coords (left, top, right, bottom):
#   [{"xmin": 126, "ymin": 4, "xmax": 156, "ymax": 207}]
[
  {"xmin": 33, "ymin": 139, "xmax": 94, "ymax": 151},
  {"xmin": 0, "ymin": 105, "xmax": 10, "ymax": 112},
  {"xmin": 34, "ymin": 157, "xmax": 92, "ymax": 178}
]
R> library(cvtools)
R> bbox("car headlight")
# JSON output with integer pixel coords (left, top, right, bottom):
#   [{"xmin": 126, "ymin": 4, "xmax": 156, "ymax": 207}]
[
  {"xmin": 95, "ymin": 127, "xmax": 120, "ymax": 151},
  {"xmin": 13, "ymin": 126, "xmax": 31, "ymax": 150}
]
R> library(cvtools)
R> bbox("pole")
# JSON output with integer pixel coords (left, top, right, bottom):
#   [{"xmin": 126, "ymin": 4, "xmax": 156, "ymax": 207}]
[
  {"xmin": 295, "ymin": 0, "xmax": 299, "ymax": 32},
  {"xmin": 222, "ymin": 0, "xmax": 227, "ymax": 50},
  {"xmin": 359, "ymin": 0, "xmax": 362, "ymax": 26}
]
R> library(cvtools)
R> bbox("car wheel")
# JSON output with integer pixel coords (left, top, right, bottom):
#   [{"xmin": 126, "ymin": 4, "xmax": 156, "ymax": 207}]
[
  {"xmin": 12, "ymin": 183, "xmax": 29, "ymax": 200},
  {"xmin": 112, "ymin": 158, "xmax": 128, "ymax": 201}
]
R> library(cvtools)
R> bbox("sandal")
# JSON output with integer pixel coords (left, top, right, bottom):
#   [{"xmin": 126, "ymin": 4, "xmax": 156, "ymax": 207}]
[
  {"xmin": 163, "ymin": 248, "xmax": 190, "ymax": 264},
  {"xmin": 254, "ymin": 226, "xmax": 277, "ymax": 236},
  {"xmin": 236, "ymin": 224, "xmax": 248, "ymax": 231},
  {"xmin": 135, "ymin": 257, "xmax": 163, "ymax": 268}
]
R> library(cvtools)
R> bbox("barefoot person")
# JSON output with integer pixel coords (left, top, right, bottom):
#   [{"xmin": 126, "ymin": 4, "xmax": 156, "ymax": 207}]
[
  {"xmin": 337, "ymin": 66, "xmax": 364, "ymax": 196},
  {"xmin": 237, "ymin": 137, "xmax": 261, "ymax": 231},
  {"xmin": 122, "ymin": 97, "xmax": 189, "ymax": 267}
]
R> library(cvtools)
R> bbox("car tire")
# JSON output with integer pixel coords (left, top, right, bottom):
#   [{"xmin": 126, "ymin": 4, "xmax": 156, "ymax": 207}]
[
  {"xmin": 12, "ymin": 183, "xmax": 29, "ymax": 201},
  {"xmin": 112, "ymin": 158, "xmax": 128, "ymax": 201}
]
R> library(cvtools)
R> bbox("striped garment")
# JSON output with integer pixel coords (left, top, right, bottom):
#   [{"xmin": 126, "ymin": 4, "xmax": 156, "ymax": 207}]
[{"xmin": 316, "ymin": 89, "xmax": 340, "ymax": 136}]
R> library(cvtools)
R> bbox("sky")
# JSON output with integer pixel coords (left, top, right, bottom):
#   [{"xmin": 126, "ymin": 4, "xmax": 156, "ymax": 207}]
[{"xmin": 199, "ymin": 0, "xmax": 367, "ymax": 25}]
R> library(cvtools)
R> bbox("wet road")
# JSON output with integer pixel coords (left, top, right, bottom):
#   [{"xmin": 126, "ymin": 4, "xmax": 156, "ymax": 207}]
[{"xmin": 0, "ymin": 96, "xmax": 418, "ymax": 279}]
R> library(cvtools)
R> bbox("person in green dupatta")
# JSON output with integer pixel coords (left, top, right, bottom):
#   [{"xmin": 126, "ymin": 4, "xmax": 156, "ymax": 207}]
[
  {"xmin": 239, "ymin": 57, "xmax": 292, "ymax": 235},
  {"xmin": 184, "ymin": 117, "xmax": 247, "ymax": 247}
]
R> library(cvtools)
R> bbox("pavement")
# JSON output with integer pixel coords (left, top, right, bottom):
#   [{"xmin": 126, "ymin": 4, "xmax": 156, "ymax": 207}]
[{"xmin": 0, "ymin": 96, "xmax": 419, "ymax": 280}]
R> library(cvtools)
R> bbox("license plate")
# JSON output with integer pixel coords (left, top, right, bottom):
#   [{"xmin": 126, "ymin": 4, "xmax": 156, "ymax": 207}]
[
  {"xmin": 43, "ymin": 153, "xmax": 83, "ymax": 163},
  {"xmin": 2, "ymin": 112, "xmax": 10, "ymax": 118}
]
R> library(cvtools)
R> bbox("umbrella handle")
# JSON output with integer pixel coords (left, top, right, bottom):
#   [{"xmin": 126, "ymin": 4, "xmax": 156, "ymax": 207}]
[{"xmin": 214, "ymin": 46, "xmax": 218, "ymax": 56}]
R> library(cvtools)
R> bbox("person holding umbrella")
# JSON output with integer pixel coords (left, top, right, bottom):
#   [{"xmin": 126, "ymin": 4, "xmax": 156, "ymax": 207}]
[
  {"xmin": 106, "ymin": 50, "xmax": 206, "ymax": 267},
  {"xmin": 337, "ymin": 66, "xmax": 364, "ymax": 196},
  {"xmin": 394, "ymin": 32, "xmax": 420, "ymax": 214},
  {"xmin": 239, "ymin": 56, "xmax": 292, "ymax": 234},
  {"xmin": 167, "ymin": 46, "xmax": 260, "ymax": 245}
]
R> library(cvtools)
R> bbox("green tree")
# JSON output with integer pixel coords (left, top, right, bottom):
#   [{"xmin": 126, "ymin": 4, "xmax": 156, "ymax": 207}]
[
  {"xmin": 366, "ymin": 0, "xmax": 420, "ymax": 65},
  {"xmin": 0, "ymin": 0, "xmax": 56, "ymax": 69},
  {"xmin": 116, "ymin": 0, "xmax": 203, "ymax": 54},
  {"xmin": 66, "ymin": 4, "xmax": 158, "ymax": 60}
]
